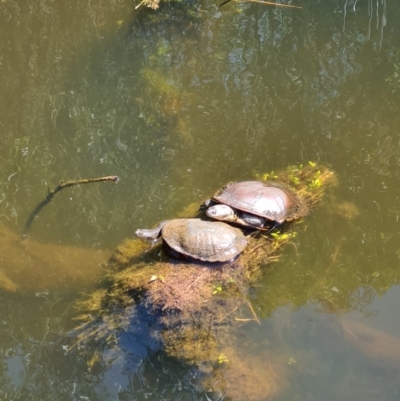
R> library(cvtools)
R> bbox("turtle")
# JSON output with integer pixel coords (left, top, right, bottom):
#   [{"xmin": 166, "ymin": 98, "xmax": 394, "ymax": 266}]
[
  {"xmin": 204, "ymin": 181, "xmax": 308, "ymax": 229},
  {"xmin": 135, "ymin": 218, "xmax": 248, "ymax": 262}
]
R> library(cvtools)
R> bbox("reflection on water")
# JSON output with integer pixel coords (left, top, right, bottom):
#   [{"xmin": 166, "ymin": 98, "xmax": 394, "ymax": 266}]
[{"xmin": 1, "ymin": 0, "xmax": 400, "ymax": 399}]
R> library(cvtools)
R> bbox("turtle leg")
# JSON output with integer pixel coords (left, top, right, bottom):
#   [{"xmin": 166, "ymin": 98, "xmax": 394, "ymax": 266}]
[
  {"xmin": 198, "ymin": 198, "xmax": 215, "ymax": 211},
  {"xmin": 265, "ymin": 222, "xmax": 279, "ymax": 234},
  {"xmin": 241, "ymin": 213, "xmax": 266, "ymax": 228},
  {"xmin": 144, "ymin": 237, "xmax": 162, "ymax": 253}
]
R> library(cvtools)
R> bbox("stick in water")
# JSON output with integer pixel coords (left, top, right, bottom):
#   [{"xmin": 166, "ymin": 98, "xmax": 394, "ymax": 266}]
[
  {"xmin": 220, "ymin": 0, "xmax": 302, "ymax": 8},
  {"xmin": 21, "ymin": 175, "xmax": 119, "ymax": 239}
]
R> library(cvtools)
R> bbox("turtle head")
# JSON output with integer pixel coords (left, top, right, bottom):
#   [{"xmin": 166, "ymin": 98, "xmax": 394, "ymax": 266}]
[
  {"xmin": 135, "ymin": 228, "xmax": 152, "ymax": 239},
  {"xmin": 206, "ymin": 204, "xmax": 237, "ymax": 222},
  {"xmin": 135, "ymin": 220, "xmax": 168, "ymax": 242}
]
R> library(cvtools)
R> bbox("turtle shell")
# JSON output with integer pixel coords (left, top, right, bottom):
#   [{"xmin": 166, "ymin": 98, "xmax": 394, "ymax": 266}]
[
  {"xmin": 162, "ymin": 219, "xmax": 247, "ymax": 262},
  {"xmin": 212, "ymin": 181, "xmax": 308, "ymax": 224}
]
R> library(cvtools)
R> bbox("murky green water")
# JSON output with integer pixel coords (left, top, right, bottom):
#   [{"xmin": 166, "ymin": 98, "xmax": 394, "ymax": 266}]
[{"xmin": 1, "ymin": 0, "xmax": 400, "ymax": 399}]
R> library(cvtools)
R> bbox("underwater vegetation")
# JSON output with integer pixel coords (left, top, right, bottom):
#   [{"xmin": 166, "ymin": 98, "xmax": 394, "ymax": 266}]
[{"xmin": 138, "ymin": 67, "xmax": 193, "ymax": 145}]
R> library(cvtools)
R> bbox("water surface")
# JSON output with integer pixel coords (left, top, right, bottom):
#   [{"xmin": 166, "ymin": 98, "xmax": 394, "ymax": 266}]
[{"xmin": 1, "ymin": 0, "xmax": 400, "ymax": 399}]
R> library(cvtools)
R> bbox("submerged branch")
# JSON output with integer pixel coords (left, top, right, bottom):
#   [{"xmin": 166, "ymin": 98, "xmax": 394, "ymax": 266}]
[
  {"xmin": 220, "ymin": 0, "xmax": 302, "ymax": 9},
  {"xmin": 245, "ymin": 299, "xmax": 261, "ymax": 325},
  {"xmin": 243, "ymin": 0, "xmax": 302, "ymax": 8},
  {"xmin": 135, "ymin": 0, "xmax": 145, "ymax": 9},
  {"xmin": 22, "ymin": 175, "xmax": 119, "ymax": 239}
]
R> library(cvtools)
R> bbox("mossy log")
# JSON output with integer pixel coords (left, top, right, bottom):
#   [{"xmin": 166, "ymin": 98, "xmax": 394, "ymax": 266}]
[{"xmin": 70, "ymin": 163, "xmax": 336, "ymax": 399}]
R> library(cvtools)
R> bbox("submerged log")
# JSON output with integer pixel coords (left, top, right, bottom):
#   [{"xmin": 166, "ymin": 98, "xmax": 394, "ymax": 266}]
[
  {"xmin": 0, "ymin": 224, "xmax": 108, "ymax": 293},
  {"xmin": 340, "ymin": 318, "xmax": 400, "ymax": 364}
]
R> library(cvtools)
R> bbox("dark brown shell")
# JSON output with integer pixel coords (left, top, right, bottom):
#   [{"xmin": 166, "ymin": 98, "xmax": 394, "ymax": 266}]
[
  {"xmin": 213, "ymin": 181, "xmax": 308, "ymax": 224},
  {"xmin": 162, "ymin": 219, "xmax": 247, "ymax": 262}
]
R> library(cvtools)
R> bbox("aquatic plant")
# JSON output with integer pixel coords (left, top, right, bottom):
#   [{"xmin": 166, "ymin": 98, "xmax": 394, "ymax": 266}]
[{"xmin": 139, "ymin": 67, "xmax": 193, "ymax": 144}]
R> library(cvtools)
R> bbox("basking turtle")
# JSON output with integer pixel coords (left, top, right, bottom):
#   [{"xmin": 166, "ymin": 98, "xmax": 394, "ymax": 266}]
[
  {"xmin": 205, "ymin": 181, "xmax": 308, "ymax": 228},
  {"xmin": 135, "ymin": 218, "xmax": 247, "ymax": 262}
]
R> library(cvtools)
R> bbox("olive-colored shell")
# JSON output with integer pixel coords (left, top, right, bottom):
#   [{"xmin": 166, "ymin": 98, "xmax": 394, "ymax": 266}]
[
  {"xmin": 212, "ymin": 181, "xmax": 308, "ymax": 224},
  {"xmin": 162, "ymin": 219, "xmax": 247, "ymax": 262}
]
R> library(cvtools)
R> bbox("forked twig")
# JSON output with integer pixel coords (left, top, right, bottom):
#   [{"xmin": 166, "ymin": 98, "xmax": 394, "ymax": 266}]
[
  {"xmin": 244, "ymin": 0, "xmax": 302, "ymax": 8},
  {"xmin": 245, "ymin": 299, "xmax": 261, "ymax": 325},
  {"xmin": 22, "ymin": 175, "xmax": 119, "ymax": 239},
  {"xmin": 220, "ymin": 0, "xmax": 302, "ymax": 9}
]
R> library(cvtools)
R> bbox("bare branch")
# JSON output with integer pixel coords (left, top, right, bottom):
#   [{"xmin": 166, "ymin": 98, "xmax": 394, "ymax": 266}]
[{"xmin": 22, "ymin": 175, "xmax": 119, "ymax": 239}]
